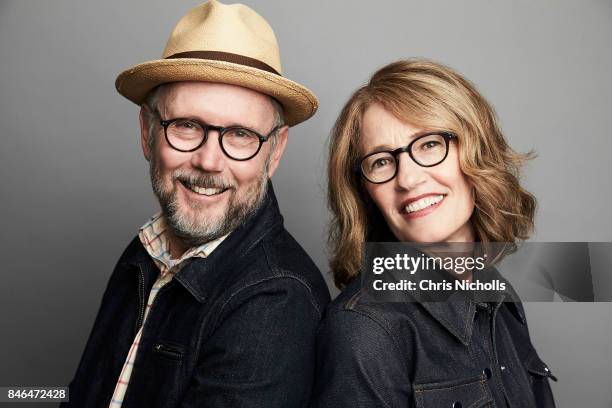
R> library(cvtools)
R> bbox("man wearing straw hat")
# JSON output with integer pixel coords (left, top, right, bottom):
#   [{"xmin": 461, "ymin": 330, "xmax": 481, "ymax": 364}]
[{"xmin": 62, "ymin": 1, "xmax": 329, "ymax": 407}]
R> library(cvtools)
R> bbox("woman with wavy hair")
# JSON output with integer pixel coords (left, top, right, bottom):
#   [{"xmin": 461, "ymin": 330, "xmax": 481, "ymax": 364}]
[{"xmin": 311, "ymin": 60, "xmax": 556, "ymax": 407}]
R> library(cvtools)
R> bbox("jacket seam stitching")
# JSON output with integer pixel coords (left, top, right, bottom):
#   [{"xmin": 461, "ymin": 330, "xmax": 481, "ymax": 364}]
[
  {"xmin": 335, "ymin": 308, "xmax": 409, "ymax": 375},
  {"xmin": 215, "ymin": 275, "xmax": 323, "ymax": 327},
  {"xmin": 262, "ymin": 238, "xmax": 324, "ymax": 316}
]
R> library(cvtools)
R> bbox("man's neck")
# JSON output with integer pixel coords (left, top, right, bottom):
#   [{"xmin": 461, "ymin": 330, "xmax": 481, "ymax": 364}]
[{"xmin": 166, "ymin": 229, "xmax": 190, "ymax": 260}]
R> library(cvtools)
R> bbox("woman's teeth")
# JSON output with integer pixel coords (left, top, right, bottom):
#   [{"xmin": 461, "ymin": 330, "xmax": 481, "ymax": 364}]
[{"xmin": 405, "ymin": 195, "xmax": 444, "ymax": 213}]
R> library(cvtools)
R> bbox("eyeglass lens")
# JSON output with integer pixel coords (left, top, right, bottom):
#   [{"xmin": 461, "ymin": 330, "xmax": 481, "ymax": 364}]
[
  {"xmin": 361, "ymin": 133, "xmax": 448, "ymax": 183},
  {"xmin": 165, "ymin": 119, "xmax": 262, "ymax": 160}
]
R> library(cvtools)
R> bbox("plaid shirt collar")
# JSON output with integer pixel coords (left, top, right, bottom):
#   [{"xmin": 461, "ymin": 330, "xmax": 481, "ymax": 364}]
[{"xmin": 138, "ymin": 212, "xmax": 227, "ymax": 276}]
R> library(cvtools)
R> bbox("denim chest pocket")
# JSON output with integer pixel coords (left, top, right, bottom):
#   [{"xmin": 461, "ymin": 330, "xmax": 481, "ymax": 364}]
[
  {"xmin": 526, "ymin": 350, "xmax": 557, "ymax": 382},
  {"xmin": 414, "ymin": 375, "xmax": 493, "ymax": 408},
  {"xmin": 151, "ymin": 340, "xmax": 185, "ymax": 364},
  {"xmin": 525, "ymin": 350, "xmax": 557, "ymax": 407}
]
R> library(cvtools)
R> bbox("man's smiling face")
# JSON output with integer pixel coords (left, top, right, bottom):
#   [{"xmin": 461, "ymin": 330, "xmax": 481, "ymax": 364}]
[{"xmin": 140, "ymin": 81, "xmax": 287, "ymax": 247}]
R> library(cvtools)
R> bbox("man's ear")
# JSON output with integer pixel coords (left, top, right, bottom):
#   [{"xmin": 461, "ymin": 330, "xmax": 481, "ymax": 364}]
[
  {"xmin": 139, "ymin": 106, "xmax": 153, "ymax": 162},
  {"xmin": 266, "ymin": 125, "xmax": 289, "ymax": 178}
]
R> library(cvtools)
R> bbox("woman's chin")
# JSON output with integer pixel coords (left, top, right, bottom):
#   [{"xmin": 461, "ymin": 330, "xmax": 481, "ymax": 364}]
[{"xmin": 394, "ymin": 229, "xmax": 453, "ymax": 243}]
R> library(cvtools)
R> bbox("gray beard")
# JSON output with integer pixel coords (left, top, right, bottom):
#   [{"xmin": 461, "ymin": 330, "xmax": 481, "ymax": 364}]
[{"xmin": 149, "ymin": 159, "xmax": 269, "ymax": 248}]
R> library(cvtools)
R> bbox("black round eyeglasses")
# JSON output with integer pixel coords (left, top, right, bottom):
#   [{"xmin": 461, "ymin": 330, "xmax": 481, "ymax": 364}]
[
  {"xmin": 357, "ymin": 132, "xmax": 455, "ymax": 184},
  {"xmin": 160, "ymin": 118, "xmax": 279, "ymax": 161}
]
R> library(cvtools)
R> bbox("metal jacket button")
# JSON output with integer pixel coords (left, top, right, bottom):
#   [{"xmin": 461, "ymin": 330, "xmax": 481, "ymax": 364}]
[{"xmin": 483, "ymin": 367, "xmax": 492, "ymax": 379}]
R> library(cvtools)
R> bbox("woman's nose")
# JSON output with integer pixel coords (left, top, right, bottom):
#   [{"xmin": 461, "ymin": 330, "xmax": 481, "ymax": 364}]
[{"xmin": 394, "ymin": 153, "xmax": 427, "ymax": 190}]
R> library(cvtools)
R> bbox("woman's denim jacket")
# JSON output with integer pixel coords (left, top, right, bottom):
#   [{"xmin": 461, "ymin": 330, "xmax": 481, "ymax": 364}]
[{"xmin": 311, "ymin": 266, "xmax": 557, "ymax": 408}]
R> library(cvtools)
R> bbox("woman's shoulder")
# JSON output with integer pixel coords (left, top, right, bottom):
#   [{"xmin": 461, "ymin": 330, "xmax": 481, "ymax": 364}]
[{"xmin": 322, "ymin": 275, "xmax": 423, "ymax": 345}]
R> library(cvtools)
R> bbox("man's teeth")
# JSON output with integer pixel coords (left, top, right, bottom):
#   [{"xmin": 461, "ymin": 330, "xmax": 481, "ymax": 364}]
[
  {"xmin": 405, "ymin": 195, "xmax": 444, "ymax": 213},
  {"xmin": 189, "ymin": 185, "xmax": 224, "ymax": 196}
]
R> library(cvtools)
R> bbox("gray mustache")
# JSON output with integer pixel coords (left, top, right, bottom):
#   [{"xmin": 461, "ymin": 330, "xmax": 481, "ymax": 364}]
[{"xmin": 174, "ymin": 172, "xmax": 233, "ymax": 190}]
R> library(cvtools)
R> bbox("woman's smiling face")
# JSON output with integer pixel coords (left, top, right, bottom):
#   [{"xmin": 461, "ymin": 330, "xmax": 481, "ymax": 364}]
[{"xmin": 360, "ymin": 103, "xmax": 475, "ymax": 243}]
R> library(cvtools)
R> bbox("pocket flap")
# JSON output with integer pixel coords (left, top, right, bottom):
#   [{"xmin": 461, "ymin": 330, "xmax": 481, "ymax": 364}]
[
  {"xmin": 414, "ymin": 375, "xmax": 493, "ymax": 408},
  {"xmin": 526, "ymin": 351, "xmax": 558, "ymax": 382},
  {"xmin": 151, "ymin": 340, "xmax": 185, "ymax": 363}
]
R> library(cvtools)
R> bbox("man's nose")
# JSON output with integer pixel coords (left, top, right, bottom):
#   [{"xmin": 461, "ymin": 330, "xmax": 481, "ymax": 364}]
[
  {"xmin": 395, "ymin": 153, "xmax": 427, "ymax": 191},
  {"xmin": 190, "ymin": 132, "xmax": 225, "ymax": 172}
]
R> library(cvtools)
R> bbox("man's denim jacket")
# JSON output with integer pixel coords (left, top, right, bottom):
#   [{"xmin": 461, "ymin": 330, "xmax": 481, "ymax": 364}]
[
  {"xmin": 63, "ymin": 184, "xmax": 330, "ymax": 407},
  {"xmin": 311, "ymin": 267, "xmax": 557, "ymax": 407}
]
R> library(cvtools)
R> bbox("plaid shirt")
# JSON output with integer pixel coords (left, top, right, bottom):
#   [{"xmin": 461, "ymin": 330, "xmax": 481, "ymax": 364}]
[{"xmin": 109, "ymin": 213, "xmax": 227, "ymax": 407}]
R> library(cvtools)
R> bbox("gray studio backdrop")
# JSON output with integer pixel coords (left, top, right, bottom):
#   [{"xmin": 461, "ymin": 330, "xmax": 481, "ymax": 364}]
[{"xmin": 1, "ymin": 0, "xmax": 611, "ymax": 406}]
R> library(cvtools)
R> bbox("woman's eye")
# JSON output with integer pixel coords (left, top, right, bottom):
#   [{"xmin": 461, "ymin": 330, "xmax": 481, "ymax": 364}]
[
  {"xmin": 423, "ymin": 141, "xmax": 441, "ymax": 149},
  {"xmin": 372, "ymin": 158, "xmax": 390, "ymax": 168}
]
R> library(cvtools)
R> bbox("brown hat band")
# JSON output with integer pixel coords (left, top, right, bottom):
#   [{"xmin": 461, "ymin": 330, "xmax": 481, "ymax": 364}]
[{"xmin": 166, "ymin": 51, "xmax": 281, "ymax": 76}]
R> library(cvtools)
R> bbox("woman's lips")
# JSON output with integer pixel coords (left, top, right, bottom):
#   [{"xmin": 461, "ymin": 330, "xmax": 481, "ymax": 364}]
[{"xmin": 400, "ymin": 194, "xmax": 446, "ymax": 219}]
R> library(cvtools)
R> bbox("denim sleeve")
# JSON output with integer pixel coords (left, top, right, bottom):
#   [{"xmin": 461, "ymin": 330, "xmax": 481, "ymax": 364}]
[
  {"xmin": 310, "ymin": 309, "xmax": 413, "ymax": 408},
  {"xmin": 179, "ymin": 276, "xmax": 321, "ymax": 408}
]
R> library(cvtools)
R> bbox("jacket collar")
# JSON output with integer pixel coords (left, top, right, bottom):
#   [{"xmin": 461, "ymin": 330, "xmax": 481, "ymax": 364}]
[
  {"xmin": 418, "ymin": 266, "xmax": 525, "ymax": 345},
  {"xmin": 125, "ymin": 181, "xmax": 284, "ymax": 303}
]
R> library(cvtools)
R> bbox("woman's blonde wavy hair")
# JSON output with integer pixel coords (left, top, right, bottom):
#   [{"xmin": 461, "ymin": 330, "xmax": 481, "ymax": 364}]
[{"xmin": 328, "ymin": 59, "xmax": 537, "ymax": 289}]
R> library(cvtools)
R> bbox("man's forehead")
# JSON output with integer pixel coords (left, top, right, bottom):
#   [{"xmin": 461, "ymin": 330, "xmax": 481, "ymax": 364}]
[{"xmin": 156, "ymin": 81, "xmax": 276, "ymax": 129}]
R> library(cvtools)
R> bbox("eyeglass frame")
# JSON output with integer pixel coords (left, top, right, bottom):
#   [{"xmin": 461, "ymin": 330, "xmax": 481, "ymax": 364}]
[
  {"xmin": 356, "ymin": 131, "xmax": 456, "ymax": 184},
  {"xmin": 159, "ymin": 117, "xmax": 280, "ymax": 161}
]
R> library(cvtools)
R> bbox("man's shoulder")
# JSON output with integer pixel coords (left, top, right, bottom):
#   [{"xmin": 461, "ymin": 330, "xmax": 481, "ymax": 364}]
[
  {"xmin": 235, "ymin": 226, "xmax": 330, "ymax": 309},
  {"xmin": 261, "ymin": 228, "xmax": 322, "ymax": 279},
  {"xmin": 114, "ymin": 235, "xmax": 148, "ymax": 266}
]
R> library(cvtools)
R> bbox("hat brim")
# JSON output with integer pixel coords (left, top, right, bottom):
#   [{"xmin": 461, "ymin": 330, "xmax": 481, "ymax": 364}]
[{"xmin": 115, "ymin": 58, "xmax": 318, "ymax": 127}]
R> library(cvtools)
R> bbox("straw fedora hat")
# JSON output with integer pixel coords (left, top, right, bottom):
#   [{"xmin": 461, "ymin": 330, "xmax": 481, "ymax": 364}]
[{"xmin": 115, "ymin": 0, "xmax": 318, "ymax": 126}]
